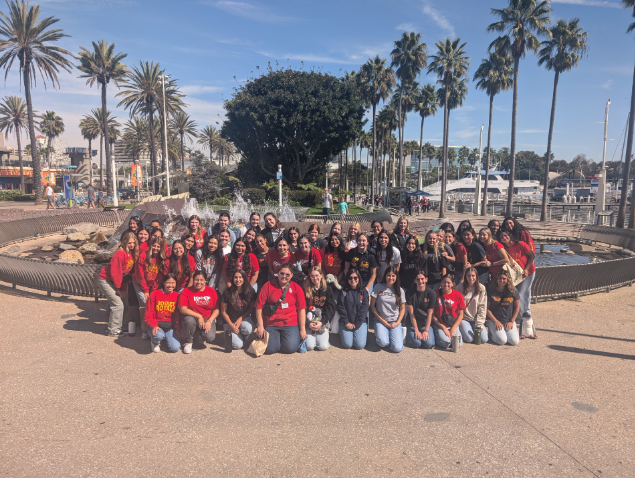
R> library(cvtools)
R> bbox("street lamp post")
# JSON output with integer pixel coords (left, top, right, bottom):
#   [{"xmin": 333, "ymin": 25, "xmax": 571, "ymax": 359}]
[
  {"xmin": 474, "ymin": 125, "xmax": 484, "ymax": 215},
  {"xmin": 598, "ymin": 99, "xmax": 611, "ymax": 212},
  {"xmin": 159, "ymin": 74, "xmax": 171, "ymax": 197}
]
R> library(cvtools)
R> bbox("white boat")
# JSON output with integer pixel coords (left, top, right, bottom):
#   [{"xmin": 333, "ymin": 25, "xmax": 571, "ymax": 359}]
[{"xmin": 423, "ymin": 170, "xmax": 541, "ymax": 201}]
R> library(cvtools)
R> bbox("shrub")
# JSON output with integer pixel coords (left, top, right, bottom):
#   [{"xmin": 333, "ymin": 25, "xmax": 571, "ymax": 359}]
[
  {"xmin": 0, "ymin": 190, "xmax": 23, "ymax": 201},
  {"xmin": 210, "ymin": 197, "xmax": 231, "ymax": 207},
  {"xmin": 242, "ymin": 188, "xmax": 266, "ymax": 204},
  {"xmin": 286, "ymin": 190, "xmax": 321, "ymax": 207},
  {"xmin": 14, "ymin": 194, "xmax": 36, "ymax": 202}
]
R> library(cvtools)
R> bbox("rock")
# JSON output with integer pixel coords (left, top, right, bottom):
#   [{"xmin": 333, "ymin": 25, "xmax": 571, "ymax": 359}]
[
  {"xmin": 89, "ymin": 231, "xmax": 109, "ymax": 245},
  {"xmin": 41, "ymin": 245, "xmax": 54, "ymax": 252},
  {"xmin": 595, "ymin": 247, "xmax": 608, "ymax": 252},
  {"xmin": 94, "ymin": 251, "xmax": 114, "ymax": 264},
  {"xmin": 20, "ymin": 252, "xmax": 32, "ymax": 257},
  {"xmin": 566, "ymin": 251, "xmax": 575, "ymax": 255},
  {"xmin": 58, "ymin": 250, "xmax": 84, "ymax": 264},
  {"xmin": 63, "ymin": 223, "xmax": 100, "ymax": 235},
  {"xmin": 78, "ymin": 243, "xmax": 99, "ymax": 254},
  {"xmin": 543, "ymin": 250, "xmax": 552, "ymax": 254},
  {"xmin": 4, "ymin": 245, "xmax": 20, "ymax": 255},
  {"xmin": 58, "ymin": 243, "xmax": 76, "ymax": 251},
  {"xmin": 560, "ymin": 248, "xmax": 569, "ymax": 253},
  {"xmin": 66, "ymin": 232, "xmax": 88, "ymax": 242}
]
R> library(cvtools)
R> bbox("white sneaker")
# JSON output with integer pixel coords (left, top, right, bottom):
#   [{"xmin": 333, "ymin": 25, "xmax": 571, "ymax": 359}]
[
  {"xmin": 151, "ymin": 342, "xmax": 160, "ymax": 353},
  {"xmin": 183, "ymin": 343, "xmax": 192, "ymax": 354},
  {"xmin": 141, "ymin": 331, "xmax": 150, "ymax": 340}
]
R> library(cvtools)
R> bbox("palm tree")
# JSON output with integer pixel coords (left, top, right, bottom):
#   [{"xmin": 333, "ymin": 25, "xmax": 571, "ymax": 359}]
[
  {"xmin": 79, "ymin": 115, "xmax": 99, "ymax": 186},
  {"xmin": 428, "ymin": 37, "xmax": 470, "ymax": 217},
  {"xmin": 171, "ymin": 111, "xmax": 197, "ymax": 171},
  {"xmin": 116, "ymin": 61, "xmax": 164, "ymax": 193},
  {"xmin": 155, "ymin": 76, "xmax": 185, "ymax": 178},
  {"xmin": 77, "ymin": 40, "xmax": 128, "ymax": 197},
  {"xmin": 38, "ymin": 111, "xmax": 64, "ymax": 166},
  {"xmin": 0, "ymin": 0, "xmax": 73, "ymax": 203},
  {"xmin": 620, "ymin": 0, "xmax": 635, "ymax": 228},
  {"xmin": 0, "ymin": 96, "xmax": 28, "ymax": 190},
  {"xmin": 488, "ymin": 0, "xmax": 552, "ymax": 216},
  {"xmin": 390, "ymin": 80, "xmax": 418, "ymax": 187},
  {"xmin": 473, "ymin": 50, "xmax": 514, "ymax": 216},
  {"xmin": 437, "ymin": 74, "xmax": 469, "ymax": 177},
  {"xmin": 360, "ymin": 55, "xmax": 396, "ymax": 202},
  {"xmin": 86, "ymin": 108, "xmax": 117, "ymax": 188},
  {"xmin": 413, "ymin": 84, "xmax": 438, "ymax": 190},
  {"xmin": 391, "ymin": 32, "xmax": 427, "ymax": 189},
  {"xmin": 198, "ymin": 126, "xmax": 221, "ymax": 164},
  {"xmin": 122, "ymin": 117, "xmax": 149, "ymax": 162},
  {"xmin": 537, "ymin": 18, "xmax": 588, "ymax": 222}
]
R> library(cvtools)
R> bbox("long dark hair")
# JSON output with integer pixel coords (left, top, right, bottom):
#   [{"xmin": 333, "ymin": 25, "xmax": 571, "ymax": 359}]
[
  {"xmin": 169, "ymin": 239, "xmax": 191, "ymax": 277},
  {"xmin": 375, "ymin": 230, "xmax": 394, "ymax": 265},
  {"xmin": 343, "ymin": 267, "xmax": 363, "ymax": 292},
  {"xmin": 162, "ymin": 272, "xmax": 178, "ymax": 290},
  {"xmin": 226, "ymin": 269, "xmax": 256, "ymax": 311},
  {"xmin": 489, "ymin": 269, "xmax": 516, "ymax": 298},
  {"xmin": 145, "ymin": 236, "xmax": 167, "ymax": 272},
  {"xmin": 264, "ymin": 212, "xmax": 281, "ymax": 230},
  {"xmin": 227, "ymin": 238, "xmax": 252, "ymax": 277},
  {"xmin": 202, "ymin": 234, "xmax": 223, "ymax": 261},
  {"xmin": 324, "ymin": 233, "xmax": 345, "ymax": 256},
  {"xmin": 128, "ymin": 215, "xmax": 143, "ymax": 233},
  {"xmin": 181, "ymin": 233, "xmax": 197, "ymax": 255},
  {"xmin": 502, "ymin": 216, "xmax": 528, "ymax": 240},
  {"xmin": 403, "ymin": 235, "xmax": 424, "ymax": 267},
  {"xmin": 380, "ymin": 266, "xmax": 402, "ymax": 307}
]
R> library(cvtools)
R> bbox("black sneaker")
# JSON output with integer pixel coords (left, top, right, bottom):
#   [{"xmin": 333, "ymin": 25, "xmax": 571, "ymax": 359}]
[{"xmin": 106, "ymin": 329, "xmax": 126, "ymax": 337}]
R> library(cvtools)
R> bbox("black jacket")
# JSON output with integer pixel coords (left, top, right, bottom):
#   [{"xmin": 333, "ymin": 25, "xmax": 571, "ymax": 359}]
[
  {"xmin": 337, "ymin": 288, "xmax": 370, "ymax": 330},
  {"xmin": 305, "ymin": 286, "xmax": 336, "ymax": 327}
]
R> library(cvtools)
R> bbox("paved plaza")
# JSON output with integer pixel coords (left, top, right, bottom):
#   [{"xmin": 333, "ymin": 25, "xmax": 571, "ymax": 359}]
[{"xmin": 0, "ymin": 281, "xmax": 633, "ymax": 477}]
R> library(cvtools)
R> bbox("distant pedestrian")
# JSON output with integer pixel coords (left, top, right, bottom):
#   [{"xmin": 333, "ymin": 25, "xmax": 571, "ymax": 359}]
[
  {"xmin": 45, "ymin": 185, "xmax": 55, "ymax": 210},
  {"xmin": 338, "ymin": 196, "xmax": 349, "ymax": 215},
  {"xmin": 405, "ymin": 196, "xmax": 412, "ymax": 216},
  {"xmin": 87, "ymin": 184, "xmax": 95, "ymax": 209},
  {"xmin": 96, "ymin": 189, "xmax": 104, "ymax": 208},
  {"xmin": 323, "ymin": 188, "xmax": 333, "ymax": 216}
]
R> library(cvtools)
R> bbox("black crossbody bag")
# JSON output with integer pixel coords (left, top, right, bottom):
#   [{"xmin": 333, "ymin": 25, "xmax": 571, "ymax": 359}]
[{"xmin": 262, "ymin": 282, "xmax": 291, "ymax": 317}]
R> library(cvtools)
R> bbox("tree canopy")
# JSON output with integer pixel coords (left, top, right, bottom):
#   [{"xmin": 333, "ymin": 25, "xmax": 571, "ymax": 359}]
[{"xmin": 222, "ymin": 68, "xmax": 365, "ymax": 187}]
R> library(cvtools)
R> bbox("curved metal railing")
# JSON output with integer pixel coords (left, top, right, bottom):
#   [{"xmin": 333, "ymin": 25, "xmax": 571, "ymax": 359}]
[{"xmin": 305, "ymin": 209, "xmax": 393, "ymax": 225}]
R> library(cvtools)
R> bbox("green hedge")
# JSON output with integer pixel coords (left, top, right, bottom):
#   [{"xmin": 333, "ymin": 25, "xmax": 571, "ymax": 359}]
[
  {"xmin": 286, "ymin": 190, "xmax": 321, "ymax": 207},
  {"xmin": 242, "ymin": 188, "xmax": 266, "ymax": 204},
  {"xmin": 0, "ymin": 190, "xmax": 36, "ymax": 202},
  {"xmin": 210, "ymin": 197, "xmax": 231, "ymax": 207},
  {"xmin": 14, "ymin": 194, "xmax": 36, "ymax": 202}
]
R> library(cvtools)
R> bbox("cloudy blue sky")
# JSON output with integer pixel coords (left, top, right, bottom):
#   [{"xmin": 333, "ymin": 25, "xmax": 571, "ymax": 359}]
[{"xmin": 2, "ymin": 0, "xmax": 634, "ymax": 165}]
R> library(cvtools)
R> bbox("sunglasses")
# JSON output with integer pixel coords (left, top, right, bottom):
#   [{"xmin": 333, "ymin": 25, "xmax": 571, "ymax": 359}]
[
  {"xmin": 348, "ymin": 276, "xmax": 359, "ymax": 281},
  {"xmin": 279, "ymin": 272, "xmax": 292, "ymax": 277}
]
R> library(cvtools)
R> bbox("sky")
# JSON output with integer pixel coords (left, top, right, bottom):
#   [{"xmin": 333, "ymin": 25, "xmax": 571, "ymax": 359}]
[{"xmin": 2, "ymin": 0, "xmax": 635, "ymax": 166}]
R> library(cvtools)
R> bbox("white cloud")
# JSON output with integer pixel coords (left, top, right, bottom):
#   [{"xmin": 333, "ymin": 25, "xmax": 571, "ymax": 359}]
[
  {"xmin": 180, "ymin": 85, "xmax": 224, "ymax": 94},
  {"xmin": 552, "ymin": 0, "xmax": 621, "ymax": 8},
  {"xmin": 185, "ymin": 97, "xmax": 226, "ymax": 126},
  {"xmin": 396, "ymin": 23, "xmax": 416, "ymax": 31},
  {"xmin": 205, "ymin": 1, "xmax": 299, "ymax": 24},
  {"xmin": 601, "ymin": 65, "xmax": 633, "ymax": 75},
  {"xmin": 600, "ymin": 79, "xmax": 614, "ymax": 89},
  {"xmin": 519, "ymin": 129, "xmax": 548, "ymax": 134},
  {"xmin": 421, "ymin": 0, "xmax": 455, "ymax": 37}
]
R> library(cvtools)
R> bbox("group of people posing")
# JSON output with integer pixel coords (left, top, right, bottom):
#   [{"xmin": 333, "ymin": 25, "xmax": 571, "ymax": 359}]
[{"xmin": 98, "ymin": 210, "xmax": 537, "ymax": 355}]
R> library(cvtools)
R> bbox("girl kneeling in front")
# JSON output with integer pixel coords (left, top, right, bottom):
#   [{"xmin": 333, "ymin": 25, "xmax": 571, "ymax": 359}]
[
  {"xmin": 337, "ymin": 268, "xmax": 370, "ymax": 349},
  {"xmin": 255, "ymin": 263, "xmax": 307, "ymax": 354},
  {"xmin": 370, "ymin": 266, "xmax": 407, "ymax": 353},
  {"xmin": 431, "ymin": 274, "xmax": 466, "ymax": 349},
  {"xmin": 145, "ymin": 273, "xmax": 181, "ymax": 353},
  {"xmin": 455, "ymin": 267, "xmax": 488, "ymax": 344},
  {"xmin": 303, "ymin": 266, "xmax": 336, "ymax": 351},
  {"xmin": 177, "ymin": 270, "xmax": 220, "ymax": 354},
  {"xmin": 220, "ymin": 270, "xmax": 257, "ymax": 349},
  {"xmin": 486, "ymin": 270, "xmax": 520, "ymax": 346},
  {"xmin": 405, "ymin": 270, "xmax": 436, "ymax": 349}
]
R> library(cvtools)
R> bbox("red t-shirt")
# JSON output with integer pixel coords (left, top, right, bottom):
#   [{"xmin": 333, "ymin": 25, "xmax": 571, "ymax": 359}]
[
  {"xmin": 520, "ymin": 230, "xmax": 535, "ymax": 253},
  {"xmin": 255, "ymin": 280, "xmax": 306, "ymax": 327},
  {"xmin": 167, "ymin": 255, "xmax": 196, "ymax": 290},
  {"xmin": 485, "ymin": 241, "xmax": 505, "ymax": 276},
  {"xmin": 453, "ymin": 243, "xmax": 467, "ymax": 272},
  {"xmin": 222, "ymin": 253, "xmax": 260, "ymax": 281},
  {"xmin": 145, "ymin": 289, "xmax": 179, "ymax": 328},
  {"xmin": 435, "ymin": 289, "xmax": 466, "ymax": 324},
  {"xmin": 266, "ymin": 249, "xmax": 295, "ymax": 276},
  {"xmin": 505, "ymin": 240, "xmax": 536, "ymax": 275},
  {"xmin": 99, "ymin": 250, "xmax": 135, "ymax": 290},
  {"xmin": 293, "ymin": 248, "xmax": 322, "ymax": 274},
  {"xmin": 133, "ymin": 252, "xmax": 168, "ymax": 293},
  {"xmin": 139, "ymin": 241, "xmax": 149, "ymax": 253},
  {"xmin": 177, "ymin": 286, "xmax": 219, "ymax": 320},
  {"xmin": 322, "ymin": 250, "xmax": 344, "ymax": 276}
]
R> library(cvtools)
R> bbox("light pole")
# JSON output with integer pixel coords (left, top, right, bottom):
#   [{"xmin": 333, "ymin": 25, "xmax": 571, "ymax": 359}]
[
  {"xmin": 159, "ymin": 74, "xmax": 171, "ymax": 197},
  {"xmin": 598, "ymin": 99, "xmax": 610, "ymax": 212},
  {"xmin": 277, "ymin": 164, "xmax": 283, "ymax": 207},
  {"xmin": 475, "ymin": 125, "xmax": 484, "ymax": 215}
]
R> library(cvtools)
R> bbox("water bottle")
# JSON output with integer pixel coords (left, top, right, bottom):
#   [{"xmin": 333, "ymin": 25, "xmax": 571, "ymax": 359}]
[
  {"xmin": 474, "ymin": 327, "xmax": 482, "ymax": 345},
  {"xmin": 451, "ymin": 332, "xmax": 461, "ymax": 353},
  {"xmin": 128, "ymin": 321, "xmax": 136, "ymax": 336},
  {"xmin": 224, "ymin": 328, "xmax": 233, "ymax": 353}
]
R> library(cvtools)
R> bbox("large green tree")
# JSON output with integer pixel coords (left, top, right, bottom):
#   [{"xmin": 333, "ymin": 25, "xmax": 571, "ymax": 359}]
[
  {"xmin": 488, "ymin": 0, "xmax": 551, "ymax": 216},
  {"xmin": 79, "ymin": 115, "xmax": 98, "ymax": 186},
  {"xmin": 473, "ymin": 50, "xmax": 513, "ymax": 215},
  {"xmin": 171, "ymin": 111, "xmax": 197, "ymax": 171},
  {"xmin": 538, "ymin": 18, "xmax": 587, "ymax": 221},
  {"xmin": 222, "ymin": 68, "xmax": 365, "ymax": 187},
  {"xmin": 0, "ymin": 95, "xmax": 28, "ymax": 190},
  {"xmin": 428, "ymin": 37, "xmax": 470, "ymax": 217},
  {"xmin": 38, "ymin": 110, "xmax": 64, "ymax": 166},
  {"xmin": 413, "ymin": 84, "xmax": 438, "ymax": 190},
  {"xmin": 391, "ymin": 32, "xmax": 427, "ymax": 189},
  {"xmin": 0, "ymin": 0, "xmax": 73, "ymax": 203}
]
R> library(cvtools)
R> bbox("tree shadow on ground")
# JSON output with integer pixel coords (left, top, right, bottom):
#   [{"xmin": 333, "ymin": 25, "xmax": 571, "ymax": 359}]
[
  {"xmin": 548, "ymin": 345, "xmax": 635, "ymax": 361},
  {"xmin": 540, "ymin": 328, "xmax": 635, "ymax": 343}
]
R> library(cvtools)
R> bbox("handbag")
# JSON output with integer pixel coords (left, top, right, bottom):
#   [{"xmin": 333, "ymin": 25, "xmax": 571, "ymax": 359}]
[
  {"xmin": 439, "ymin": 290, "xmax": 454, "ymax": 326},
  {"xmin": 503, "ymin": 258, "xmax": 524, "ymax": 286},
  {"xmin": 246, "ymin": 330, "xmax": 269, "ymax": 357},
  {"xmin": 292, "ymin": 248, "xmax": 312, "ymax": 284},
  {"xmin": 262, "ymin": 281, "xmax": 291, "ymax": 317}
]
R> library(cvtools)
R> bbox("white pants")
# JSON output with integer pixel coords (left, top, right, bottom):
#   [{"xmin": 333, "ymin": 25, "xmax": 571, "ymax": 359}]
[{"xmin": 487, "ymin": 320, "xmax": 519, "ymax": 346}]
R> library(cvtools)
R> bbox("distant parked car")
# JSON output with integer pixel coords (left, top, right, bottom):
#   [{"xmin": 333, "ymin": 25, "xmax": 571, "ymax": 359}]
[{"xmin": 118, "ymin": 188, "xmax": 134, "ymax": 200}]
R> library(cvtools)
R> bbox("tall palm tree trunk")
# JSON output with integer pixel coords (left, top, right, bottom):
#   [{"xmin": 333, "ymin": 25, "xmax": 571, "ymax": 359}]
[
  {"xmin": 345, "ymin": 146, "xmax": 349, "ymax": 193},
  {"xmin": 398, "ymin": 85, "xmax": 404, "ymax": 192},
  {"xmin": 439, "ymin": 89, "xmax": 449, "ymax": 218},
  {"xmin": 506, "ymin": 58, "xmax": 520, "ymax": 217},
  {"xmin": 99, "ymin": 135, "xmax": 103, "ymax": 187},
  {"xmin": 353, "ymin": 140, "xmax": 358, "ymax": 203},
  {"xmin": 371, "ymin": 104, "xmax": 377, "ymax": 202},
  {"xmin": 16, "ymin": 127, "xmax": 24, "ymax": 192},
  {"xmin": 23, "ymin": 63, "xmax": 41, "ymax": 204},
  {"xmin": 618, "ymin": 62, "xmax": 635, "ymax": 228},
  {"xmin": 101, "ymin": 85, "xmax": 113, "ymax": 197},
  {"xmin": 482, "ymin": 94, "xmax": 494, "ymax": 217},
  {"xmin": 540, "ymin": 71, "xmax": 559, "ymax": 222},
  {"xmin": 180, "ymin": 133, "xmax": 185, "ymax": 171},
  {"xmin": 87, "ymin": 138, "xmax": 92, "ymax": 186},
  {"xmin": 148, "ymin": 104, "xmax": 157, "ymax": 194},
  {"xmin": 160, "ymin": 116, "xmax": 167, "ymax": 189},
  {"xmin": 418, "ymin": 116, "xmax": 424, "ymax": 190}
]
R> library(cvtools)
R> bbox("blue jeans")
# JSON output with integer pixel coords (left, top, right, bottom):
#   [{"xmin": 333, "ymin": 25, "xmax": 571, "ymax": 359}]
[
  {"xmin": 374, "ymin": 321, "xmax": 404, "ymax": 352},
  {"xmin": 459, "ymin": 320, "xmax": 488, "ymax": 343},
  {"xmin": 305, "ymin": 327, "xmax": 330, "ymax": 351},
  {"xmin": 478, "ymin": 272, "xmax": 489, "ymax": 285},
  {"xmin": 406, "ymin": 326, "xmax": 435, "ymax": 349},
  {"xmin": 432, "ymin": 324, "xmax": 462, "ymax": 349},
  {"xmin": 150, "ymin": 327, "xmax": 181, "ymax": 353},
  {"xmin": 340, "ymin": 322, "xmax": 367, "ymax": 349},
  {"xmin": 265, "ymin": 325, "xmax": 301, "ymax": 354},
  {"xmin": 223, "ymin": 317, "xmax": 254, "ymax": 350},
  {"xmin": 516, "ymin": 272, "xmax": 534, "ymax": 321},
  {"xmin": 99, "ymin": 278, "xmax": 124, "ymax": 334}
]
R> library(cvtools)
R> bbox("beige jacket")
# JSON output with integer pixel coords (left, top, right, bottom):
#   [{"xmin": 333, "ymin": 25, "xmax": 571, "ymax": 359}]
[{"xmin": 455, "ymin": 282, "xmax": 487, "ymax": 330}]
